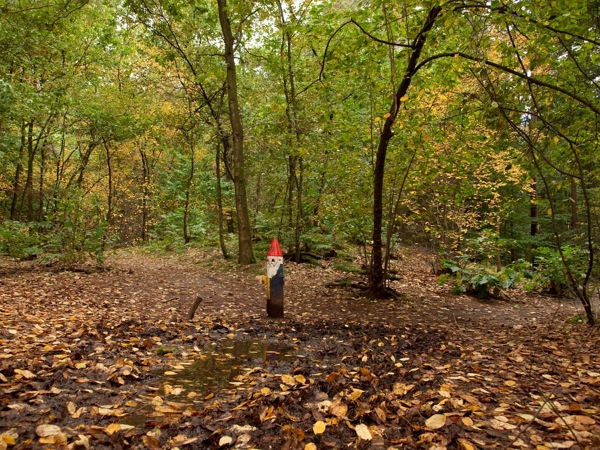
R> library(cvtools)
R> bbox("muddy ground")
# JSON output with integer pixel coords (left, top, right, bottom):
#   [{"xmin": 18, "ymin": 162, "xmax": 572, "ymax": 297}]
[{"xmin": 0, "ymin": 248, "xmax": 599, "ymax": 449}]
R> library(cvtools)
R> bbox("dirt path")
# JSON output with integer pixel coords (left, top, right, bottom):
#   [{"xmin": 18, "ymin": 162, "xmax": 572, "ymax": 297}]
[{"xmin": 0, "ymin": 250, "xmax": 598, "ymax": 449}]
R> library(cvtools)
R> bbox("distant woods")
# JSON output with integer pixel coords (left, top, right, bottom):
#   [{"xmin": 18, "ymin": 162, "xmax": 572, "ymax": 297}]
[{"xmin": 0, "ymin": 0, "xmax": 597, "ymax": 322}]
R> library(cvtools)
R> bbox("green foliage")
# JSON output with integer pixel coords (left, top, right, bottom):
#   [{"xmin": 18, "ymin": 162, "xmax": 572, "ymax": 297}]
[
  {"xmin": 0, "ymin": 189, "xmax": 113, "ymax": 266},
  {"xmin": 524, "ymin": 246, "xmax": 588, "ymax": 296},
  {"xmin": 42, "ymin": 191, "xmax": 113, "ymax": 266},
  {"xmin": 0, "ymin": 221, "xmax": 43, "ymax": 259},
  {"xmin": 438, "ymin": 257, "xmax": 523, "ymax": 299}
]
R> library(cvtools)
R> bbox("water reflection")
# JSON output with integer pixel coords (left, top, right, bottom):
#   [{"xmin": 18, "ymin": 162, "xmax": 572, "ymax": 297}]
[{"xmin": 162, "ymin": 339, "xmax": 295, "ymax": 396}]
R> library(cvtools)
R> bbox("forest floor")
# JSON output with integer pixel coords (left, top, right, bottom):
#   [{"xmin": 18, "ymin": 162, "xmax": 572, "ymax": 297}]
[{"xmin": 0, "ymin": 247, "xmax": 599, "ymax": 450}]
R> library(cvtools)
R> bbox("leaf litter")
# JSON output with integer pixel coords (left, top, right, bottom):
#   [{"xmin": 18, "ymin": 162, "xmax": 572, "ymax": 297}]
[{"xmin": 0, "ymin": 249, "xmax": 598, "ymax": 449}]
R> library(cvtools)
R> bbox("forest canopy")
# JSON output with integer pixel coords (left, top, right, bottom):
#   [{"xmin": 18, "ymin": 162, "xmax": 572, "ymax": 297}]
[{"xmin": 0, "ymin": 0, "xmax": 598, "ymax": 322}]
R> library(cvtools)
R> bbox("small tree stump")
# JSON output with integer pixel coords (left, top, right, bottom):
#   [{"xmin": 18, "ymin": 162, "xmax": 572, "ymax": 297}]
[{"xmin": 187, "ymin": 296, "xmax": 203, "ymax": 320}]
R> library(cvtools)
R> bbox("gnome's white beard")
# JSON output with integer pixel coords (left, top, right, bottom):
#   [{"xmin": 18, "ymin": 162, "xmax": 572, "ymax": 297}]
[{"xmin": 267, "ymin": 256, "xmax": 283, "ymax": 278}]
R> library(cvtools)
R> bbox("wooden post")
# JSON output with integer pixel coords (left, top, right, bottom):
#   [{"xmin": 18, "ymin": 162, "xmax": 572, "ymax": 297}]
[{"xmin": 265, "ymin": 238, "xmax": 284, "ymax": 318}]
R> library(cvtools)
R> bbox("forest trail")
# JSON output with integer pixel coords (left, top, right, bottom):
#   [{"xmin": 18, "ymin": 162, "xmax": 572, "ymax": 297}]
[{"xmin": 1, "ymin": 249, "xmax": 598, "ymax": 449}]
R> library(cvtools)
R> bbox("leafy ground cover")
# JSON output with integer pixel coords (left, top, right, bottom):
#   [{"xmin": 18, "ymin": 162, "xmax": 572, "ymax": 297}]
[{"xmin": 0, "ymin": 248, "xmax": 598, "ymax": 449}]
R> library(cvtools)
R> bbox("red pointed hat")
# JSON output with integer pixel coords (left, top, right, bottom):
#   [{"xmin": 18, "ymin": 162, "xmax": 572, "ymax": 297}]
[{"xmin": 267, "ymin": 238, "xmax": 283, "ymax": 257}]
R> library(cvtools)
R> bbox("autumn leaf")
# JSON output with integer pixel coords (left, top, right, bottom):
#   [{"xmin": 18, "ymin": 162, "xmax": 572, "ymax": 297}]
[
  {"xmin": 35, "ymin": 424, "xmax": 61, "ymax": 438},
  {"xmin": 355, "ymin": 424, "xmax": 372, "ymax": 441},
  {"xmin": 218, "ymin": 436, "xmax": 233, "ymax": 446},
  {"xmin": 425, "ymin": 414, "xmax": 447, "ymax": 430},
  {"xmin": 142, "ymin": 435, "xmax": 161, "ymax": 450},
  {"xmin": 313, "ymin": 421, "xmax": 326, "ymax": 435},
  {"xmin": 281, "ymin": 374, "xmax": 296, "ymax": 386},
  {"xmin": 458, "ymin": 438, "xmax": 477, "ymax": 450},
  {"xmin": 347, "ymin": 388, "xmax": 364, "ymax": 401}
]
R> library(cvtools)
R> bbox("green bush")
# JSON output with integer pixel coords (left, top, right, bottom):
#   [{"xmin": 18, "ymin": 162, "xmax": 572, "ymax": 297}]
[
  {"xmin": 524, "ymin": 246, "xmax": 588, "ymax": 296},
  {"xmin": 0, "ymin": 221, "xmax": 43, "ymax": 259},
  {"xmin": 438, "ymin": 257, "xmax": 524, "ymax": 299}
]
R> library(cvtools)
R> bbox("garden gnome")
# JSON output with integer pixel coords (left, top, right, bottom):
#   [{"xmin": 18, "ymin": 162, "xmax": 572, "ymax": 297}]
[{"xmin": 264, "ymin": 238, "xmax": 284, "ymax": 318}]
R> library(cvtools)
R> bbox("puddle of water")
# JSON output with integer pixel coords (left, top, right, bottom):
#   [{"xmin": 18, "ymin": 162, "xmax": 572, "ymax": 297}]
[
  {"xmin": 159, "ymin": 339, "xmax": 295, "ymax": 396},
  {"xmin": 122, "ymin": 339, "xmax": 296, "ymax": 427}
]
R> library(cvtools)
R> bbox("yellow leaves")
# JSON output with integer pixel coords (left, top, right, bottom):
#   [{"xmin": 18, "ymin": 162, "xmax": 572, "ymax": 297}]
[
  {"xmin": 393, "ymin": 382, "xmax": 414, "ymax": 396},
  {"xmin": 281, "ymin": 374, "xmax": 296, "ymax": 386},
  {"xmin": 400, "ymin": 95, "xmax": 409, "ymax": 102},
  {"xmin": 330, "ymin": 399, "xmax": 348, "ymax": 418},
  {"xmin": 458, "ymin": 438, "xmax": 477, "ymax": 450},
  {"xmin": 312, "ymin": 420, "xmax": 326, "ymax": 434},
  {"xmin": 438, "ymin": 383, "xmax": 452, "ymax": 398},
  {"xmin": 35, "ymin": 424, "xmax": 67, "ymax": 445},
  {"xmin": 1, "ymin": 432, "xmax": 16, "ymax": 446},
  {"xmin": 425, "ymin": 414, "xmax": 447, "ymax": 430},
  {"xmin": 13, "ymin": 369, "xmax": 35, "ymax": 380},
  {"xmin": 346, "ymin": 388, "xmax": 364, "ymax": 401},
  {"xmin": 218, "ymin": 436, "xmax": 234, "ymax": 446},
  {"xmin": 354, "ymin": 424, "xmax": 372, "ymax": 441},
  {"xmin": 259, "ymin": 405, "xmax": 276, "ymax": 422},
  {"xmin": 105, "ymin": 423, "xmax": 135, "ymax": 435}
]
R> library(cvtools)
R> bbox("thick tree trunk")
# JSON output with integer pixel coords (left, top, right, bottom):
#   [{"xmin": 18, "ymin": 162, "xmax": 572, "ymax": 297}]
[
  {"xmin": 369, "ymin": 6, "xmax": 441, "ymax": 298},
  {"xmin": 217, "ymin": 0, "xmax": 255, "ymax": 264}
]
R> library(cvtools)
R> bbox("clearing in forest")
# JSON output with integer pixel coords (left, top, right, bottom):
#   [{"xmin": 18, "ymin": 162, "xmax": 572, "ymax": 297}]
[{"xmin": 0, "ymin": 249, "xmax": 598, "ymax": 449}]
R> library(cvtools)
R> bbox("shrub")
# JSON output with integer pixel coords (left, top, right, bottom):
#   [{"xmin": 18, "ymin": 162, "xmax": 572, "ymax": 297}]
[
  {"xmin": 438, "ymin": 257, "xmax": 523, "ymax": 299},
  {"xmin": 524, "ymin": 246, "xmax": 588, "ymax": 296}
]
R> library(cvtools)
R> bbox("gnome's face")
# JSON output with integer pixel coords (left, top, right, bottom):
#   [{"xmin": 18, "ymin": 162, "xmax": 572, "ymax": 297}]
[{"xmin": 266, "ymin": 256, "xmax": 283, "ymax": 278}]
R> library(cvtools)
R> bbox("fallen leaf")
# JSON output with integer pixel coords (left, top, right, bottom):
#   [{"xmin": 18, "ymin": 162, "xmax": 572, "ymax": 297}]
[
  {"xmin": 458, "ymin": 438, "xmax": 477, "ymax": 450},
  {"xmin": 219, "ymin": 436, "xmax": 233, "ymax": 446},
  {"xmin": 35, "ymin": 424, "xmax": 61, "ymax": 437},
  {"xmin": 313, "ymin": 421, "xmax": 326, "ymax": 435},
  {"xmin": 347, "ymin": 388, "xmax": 364, "ymax": 401},
  {"xmin": 425, "ymin": 414, "xmax": 447, "ymax": 430},
  {"xmin": 355, "ymin": 424, "xmax": 372, "ymax": 441},
  {"xmin": 281, "ymin": 374, "xmax": 296, "ymax": 386}
]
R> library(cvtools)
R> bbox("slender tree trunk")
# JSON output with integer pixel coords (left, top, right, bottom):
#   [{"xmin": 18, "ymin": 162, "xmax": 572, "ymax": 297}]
[
  {"xmin": 216, "ymin": 139, "xmax": 229, "ymax": 259},
  {"xmin": 217, "ymin": 0, "xmax": 255, "ymax": 264},
  {"xmin": 10, "ymin": 121, "xmax": 26, "ymax": 220},
  {"xmin": 276, "ymin": 0, "xmax": 305, "ymax": 260},
  {"xmin": 38, "ymin": 139, "xmax": 46, "ymax": 221},
  {"xmin": 21, "ymin": 121, "xmax": 36, "ymax": 221},
  {"xmin": 140, "ymin": 149, "xmax": 150, "ymax": 243},
  {"xmin": 530, "ymin": 179, "xmax": 538, "ymax": 237},
  {"xmin": 183, "ymin": 135, "xmax": 195, "ymax": 244},
  {"xmin": 570, "ymin": 176, "xmax": 578, "ymax": 229},
  {"xmin": 104, "ymin": 139, "xmax": 113, "ymax": 226},
  {"xmin": 370, "ymin": 6, "xmax": 441, "ymax": 298}
]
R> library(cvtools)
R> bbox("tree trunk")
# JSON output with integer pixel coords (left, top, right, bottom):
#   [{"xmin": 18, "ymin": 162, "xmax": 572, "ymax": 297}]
[
  {"xmin": 104, "ymin": 139, "xmax": 113, "ymax": 226},
  {"xmin": 140, "ymin": 149, "xmax": 150, "ymax": 243},
  {"xmin": 570, "ymin": 176, "xmax": 578, "ymax": 229},
  {"xmin": 530, "ymin": 179, "xmax": 538, "ymax": 237},
  {"xmin": 22, "ymin": 121, "xmax": 36, "ymax": 221},
  {"xmin": 217, "ymin": 0, "xmax": 255, "ymax": 264},
  {"xmin": 369, "ymin": 6, "xmax": 441, "ymax": 298},
  {"xmin": 183, "ymin": 134, "xmax": 195, "ymax": 244},
  {"xmin": 215, "ymin": 139, "xmax": 230, "ymax": 259},
  {"xmin": 10, "ymin": 121, "xmax": 26, "ymax": 220}
]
